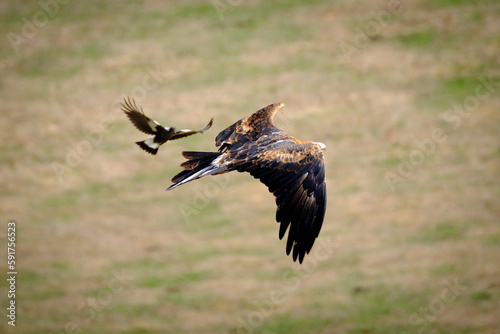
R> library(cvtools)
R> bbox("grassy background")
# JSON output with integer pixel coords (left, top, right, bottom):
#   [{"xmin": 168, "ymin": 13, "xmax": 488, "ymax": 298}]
[{"xmin": 1, "ymin": 0, "xmax": 499, "ymax": 333}]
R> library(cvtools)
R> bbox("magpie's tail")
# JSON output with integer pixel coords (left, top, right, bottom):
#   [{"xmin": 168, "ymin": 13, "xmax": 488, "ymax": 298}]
[{"xmin": 136, "ymin": 138, "xmax": 160, "ymax": 155}]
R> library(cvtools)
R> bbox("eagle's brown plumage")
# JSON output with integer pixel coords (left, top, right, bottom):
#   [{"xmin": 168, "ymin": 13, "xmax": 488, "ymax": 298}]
[
  {"xmin": 121, "ymin": 97, "xmax": 213, "ymax": 155},
  {"xmin": 167, "ymin": 103, "xmax": 326, "ymax": 263}
]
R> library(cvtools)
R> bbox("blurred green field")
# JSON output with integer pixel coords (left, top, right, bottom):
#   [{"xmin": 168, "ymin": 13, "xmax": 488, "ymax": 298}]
[{"xmin": 1, "ymin": 1, "xmax": 499, "ymax": 333}]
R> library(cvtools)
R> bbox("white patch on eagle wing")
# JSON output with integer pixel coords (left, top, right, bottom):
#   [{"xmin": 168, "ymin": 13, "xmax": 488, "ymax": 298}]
[{"xmin": 212, "ymin": 154, "xmax": 230, "ymax": 167}]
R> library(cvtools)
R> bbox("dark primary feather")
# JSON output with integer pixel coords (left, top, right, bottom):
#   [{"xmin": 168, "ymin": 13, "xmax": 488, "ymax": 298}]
[{"xmin": 167, "ymin": 102, "xmax": 327, "ymax": 263}]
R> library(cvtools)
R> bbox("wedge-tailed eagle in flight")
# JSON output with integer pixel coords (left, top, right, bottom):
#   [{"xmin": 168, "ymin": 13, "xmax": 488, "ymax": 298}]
[
  {"xmin": 167, "ymin": 102, "xmax": 326, "ymax": 263},
  {"xmin": 121, "ymin": 97, "xmax": 213, "ymax": 155}
]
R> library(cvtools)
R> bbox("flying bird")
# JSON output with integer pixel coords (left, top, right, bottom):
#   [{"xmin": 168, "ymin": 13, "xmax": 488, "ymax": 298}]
[
  {"xmin": 167, "ymin": 103, "xmax": 326, "ymax": 263},
  {"xmin": 121, "ymin": 97, "xmax": 213, "ymax": 155}
]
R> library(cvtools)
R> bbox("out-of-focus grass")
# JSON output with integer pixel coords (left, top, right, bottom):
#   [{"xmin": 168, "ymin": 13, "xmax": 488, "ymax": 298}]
[
  {"xmin": 1, "ymin": 0, "xmax": 499, "ymax": 334},
  {"xmin": 410, "ymin": 221, "xmax": 469, "ymax": 243},
  {"xmin": 416, "ymin": 76, "xmax": 499, "ymax": 110},
  {"xmin": 397, "ymin": 30, "xmax": 435, "ymax": 47}
]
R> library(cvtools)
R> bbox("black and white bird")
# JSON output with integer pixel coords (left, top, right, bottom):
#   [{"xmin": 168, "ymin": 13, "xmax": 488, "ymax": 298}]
[
  {"xmin": 121, "ymin": 97, "xmax": 213, "ymax": 155},
  {"xmin": 167, "ymin": 102, "xmax": 327, "ymax": 263}
]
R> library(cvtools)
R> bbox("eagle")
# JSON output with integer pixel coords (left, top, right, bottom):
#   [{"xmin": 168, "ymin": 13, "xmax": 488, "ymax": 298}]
[
  {"xmin": 167, "ymin": 103, "xmax": 326, "ymax": 263},
  {"xmin": 121, "ymin": 97, "xmax": 213, "ymax": 155}
]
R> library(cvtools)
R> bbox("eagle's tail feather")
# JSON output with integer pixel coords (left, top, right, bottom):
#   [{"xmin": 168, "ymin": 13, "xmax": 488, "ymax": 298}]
[{"xmin": 167, "ymin": 151, "xmax": 228, "ymax": 191}]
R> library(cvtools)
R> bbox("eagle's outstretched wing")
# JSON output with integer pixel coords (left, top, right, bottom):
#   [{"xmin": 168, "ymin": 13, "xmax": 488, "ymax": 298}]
[{"xmin": 233, "ymin": 140, "xmax": 326, "ymax": 263}]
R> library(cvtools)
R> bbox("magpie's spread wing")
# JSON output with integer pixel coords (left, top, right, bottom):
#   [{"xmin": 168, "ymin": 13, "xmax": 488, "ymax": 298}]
[
  {"xmin": 121, "ymin": 97, "xmax": 162, "ymax": 135},
  {"xmin": 170, "ymin": 118, "xmax": 214, "ymax": 140},
  {"xmin": 233, "ymin": 140, "xmax": 327, "ymax": 263}
]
